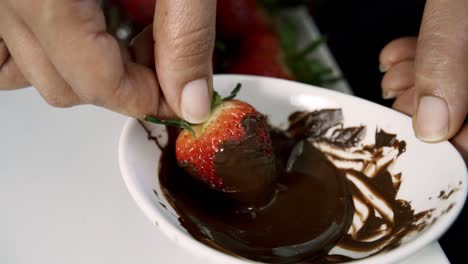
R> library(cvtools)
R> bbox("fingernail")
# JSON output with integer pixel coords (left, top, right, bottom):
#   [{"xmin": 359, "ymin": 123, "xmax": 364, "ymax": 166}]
[
  {"xmin": 379, "ymin": 64, "xmax": 390, "ymax": 73},
  {"xmin": 181, "ymin": 79, "xmax": 211, "ymax": 124},
  {"xmin": 414, "ymin": 96, "xmax": 449, "ymax": 142},
  {"xmin": 382, "ymin": 90, "xmax": 397, "ymax": 100}
]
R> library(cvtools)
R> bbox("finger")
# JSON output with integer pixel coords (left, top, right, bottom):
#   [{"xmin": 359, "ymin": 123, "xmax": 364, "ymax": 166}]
[
  {"xmin": 392, "ymin": 87, "xmax": 415, "ymax": 116},
  {"xmin": 10, "ymin": 0, "xmax": 161, "ymax": 117},
  {"xmin": 392, "ymin": 87, "xmax": 467, "ymax": 162},
  {"xmin": 379, "ymin": 37, "xmax": 417, "ymax": 72},
  {"xmin": 413, "ymin": 0, "xmax": 468, "ymax": 142},
  {"xmin": 0, "ymin": 58, "xmax": 29, "ymax": 90},
  {"xmin": 0, "ymin": 39, "xmax": 8, "ymax": 67},
  {"xmin": 0, "ymin": 38, "xmax": 29, "ymax": 89},
  {"xmin": 0, "ymin": 5, "xmax": 80, "ymax": 107},
  {"xmin": 130, "ymin": 27, "xmax": 175, "ymax": 119},
  {"xmin": 381, "ymin": 60, "xmax": 415, "ymax": 99},
  {"xmin": 130, "ymin": 26, "xmax": 155, "ymax": 68},
  {"xmin": 451, "ymin": 124, "xmax": 468, "ymax": 162},
  {"xmin": 154, "ymin": 0, "xmax": 216, "ymax": 124}
]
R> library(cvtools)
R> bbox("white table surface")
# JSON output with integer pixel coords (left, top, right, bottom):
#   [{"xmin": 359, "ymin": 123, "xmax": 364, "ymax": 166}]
[{"xmin": 0, "ymin": 88, "xmax": 450, "ymax": 264}]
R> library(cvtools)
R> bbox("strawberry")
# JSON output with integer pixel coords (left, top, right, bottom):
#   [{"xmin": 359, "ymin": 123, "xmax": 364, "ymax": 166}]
[
  {"xmin": 239, "ymin": 30, "xmax": 282, "ymax": 56},
  {"xmin": 145, "ymin": 84, "xmax": 276, "ymax": 195},
  {"xmin": 226, "ymin": 31, "xmax": 293, "ymax": 80},
  {"xmin": 227, "ymin": 52, "xmax": 292, "ymax": 80},
  {"xmin": 216, "ymin": 0, "xmax": 272, "ymax": 39},
  {"xmin": 176, "ymin": 99, "xmax": 273, "ymax": 190}
]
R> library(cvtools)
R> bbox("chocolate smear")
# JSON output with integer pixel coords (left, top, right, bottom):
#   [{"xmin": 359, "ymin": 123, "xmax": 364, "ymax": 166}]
[{"xmin": 145, "ymin": 109, "xmax": 436, "ymax": 263}]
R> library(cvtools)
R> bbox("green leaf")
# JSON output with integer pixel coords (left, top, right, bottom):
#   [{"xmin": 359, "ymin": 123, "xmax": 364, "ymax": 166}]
[
  {"xmin": 143, "ymin": 116, "xmax": 195, "ymax": 137},
  {"xmin": 321, "ymin": 76, "xmax": 343, "ymax": 85},
  {"xmin": 211, "ymin": 83, "xmax": 242, "ymax": 109},
  {"xmin": 212, "ymin": 91, "xmax": 223, "ymax": 109},
  {"xmin": 277, "ymin": 17, "xmax": 298, "ymax": 57},
  {"xmin": 275, "ymin": 14, "xmax": 338, "ymax": 87},
  {"xmin": 288, "ymin": 57, "xmax": 340, "ymax": 87},
  {"xmin": 287, "ymin": 37, "xmax": 327, "ymax": 61},
  {"xmin": 223, "ymin": 83, "xmax": 242, "ymax": 101}
]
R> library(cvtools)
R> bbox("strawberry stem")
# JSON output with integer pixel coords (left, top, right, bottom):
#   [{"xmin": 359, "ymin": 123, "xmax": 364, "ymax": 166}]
[
  {"xmin": 223, "ymin": 83, "xmax": 242, "ymax": 101},
  {"xmin": 143, "ymin": 116, "xmax": 195, "ymax": 136},
  {"xmin": 212, "ymin": 83, "xmax": 242, "ymax": 109},
  {"xmin": 144, "ymin": 83, "xmax": 242, "ymax": 136},
  {"xmin": 212, "ymin": 91, "xmax": 223, "ymax": 109}
]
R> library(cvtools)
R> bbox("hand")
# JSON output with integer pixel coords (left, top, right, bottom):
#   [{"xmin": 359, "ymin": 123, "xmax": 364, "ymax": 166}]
[
  {"xmin": 0, "ymin": 0, "xmax": 216, "ymax": 124},
  {"xmin": 379, "ymin": 0, "xmax": 468, "ymax": 161}
]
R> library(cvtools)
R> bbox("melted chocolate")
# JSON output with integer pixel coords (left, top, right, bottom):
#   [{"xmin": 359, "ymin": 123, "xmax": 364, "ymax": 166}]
[
  {"xmin": 288, "ymin": 109, "xmax": 344, "ymax": 140},
  {"xmin": 147, "ymin": 109, "xmax": 434, "ymax": 263},
  {"xmin": 160, "ymin": 128, "xmax": 353, "ymax": 263},
  {"xmin": 214, "ymin": 115, "xmax": 276, "ymax": 205}
]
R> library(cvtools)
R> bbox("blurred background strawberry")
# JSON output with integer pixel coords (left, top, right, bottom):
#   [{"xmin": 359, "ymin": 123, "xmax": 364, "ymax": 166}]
[
  {"xmin": 225, "ymin": 31, "xmax": 292, "ymax": 80},
  {"xmin": 215, "ymin": 0, "xmax": 272, "ymax": 39},
  {"xmin": 103, "ymin": 0, "xmax": 335, "ymax": 86}
]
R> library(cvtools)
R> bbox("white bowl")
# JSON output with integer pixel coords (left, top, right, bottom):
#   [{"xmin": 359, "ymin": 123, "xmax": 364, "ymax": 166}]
[{"xmin": 118, "ymin": 75, "xmax": 467, "ymax": 264}]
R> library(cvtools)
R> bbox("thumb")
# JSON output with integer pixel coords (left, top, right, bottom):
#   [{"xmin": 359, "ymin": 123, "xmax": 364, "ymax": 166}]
[
  {"xmin": 413, "ymin": 0, "xmax": 468, "ymax": 142},
  {"xmin": 154, "ymin": 0, "xmax": 216, "ymax": 124}
]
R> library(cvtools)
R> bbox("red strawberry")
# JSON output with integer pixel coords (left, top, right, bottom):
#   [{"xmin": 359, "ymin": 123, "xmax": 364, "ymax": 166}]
[
  {"xmin": 114, "ymin": 0, "xmax": 156, "ymax": 27},
  {"xmin": 239, "ymin": 30, "xmax": 282, "ymax": 56},
  {"xmin": 216, "ymin": 0, "xmax": 272, "ymax": 39},
  {"xmin": 145, "ymin": 85, "xmax": 276, "ymax": 198},
  {"xmin": 228, "ymin": 53, "xmax": 292, "ymax": 80},
  {"xmin": 227, "ymin": 31, "xmax": 293, "ymax": 80},
  {"xmin": 175, "ymin": 99, "xmax": 274, "ymax": 190}
]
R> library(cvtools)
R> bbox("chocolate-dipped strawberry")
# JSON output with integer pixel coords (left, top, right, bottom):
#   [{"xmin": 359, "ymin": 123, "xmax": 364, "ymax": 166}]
[{"xmin": 145, "ymin": 84, "xmax": 276, "ymax": 204}]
